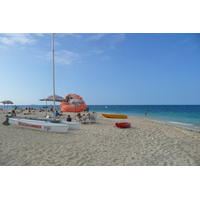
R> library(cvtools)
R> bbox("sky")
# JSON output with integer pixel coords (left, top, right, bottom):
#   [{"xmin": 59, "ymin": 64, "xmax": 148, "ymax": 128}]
[
  {"xmin": 0, "ymin": 33, "xmax": 200, "ymax": 105},
  {"xmin": 1, "ymin": 1, "xmax": 200, "ymax": 106}
]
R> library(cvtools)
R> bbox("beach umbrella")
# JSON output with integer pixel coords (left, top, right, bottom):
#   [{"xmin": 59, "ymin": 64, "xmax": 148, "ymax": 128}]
[
  {"xmin": 68, "ymin": 99, "xmax": 84, "ymax": 117},
  {"xmin": 40, "ymin": 94, "xmax": 66, "ymax": 102},
  {"xmin": 68, "ymin": 99, "xmax": 84, "ymax": 105},
  {"xmin": 0, "ymin": 100, "xmax": 14, "ymax": 104},
  {"xmin": 0, "ymin": 100, "xmax": 14, "ymax": 113},
  {"xmin": 39, "ymin": 94, "xmax": 66, "ymax": 116}
]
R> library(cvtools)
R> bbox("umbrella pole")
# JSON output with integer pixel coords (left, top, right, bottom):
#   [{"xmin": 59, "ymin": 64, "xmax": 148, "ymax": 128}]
[
  {"xmin": 46, "ymin": 101, "xmax": 47, "ymax": 117},
  {"xmin": 74, "ymin": 104, "xmax": 76, "ymax": 120}
]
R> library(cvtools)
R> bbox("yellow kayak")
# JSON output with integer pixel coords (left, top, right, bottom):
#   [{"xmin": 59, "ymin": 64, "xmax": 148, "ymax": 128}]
[{"xmin": 102, "ymin": 114, "xmax": 127, "ymax": 119}]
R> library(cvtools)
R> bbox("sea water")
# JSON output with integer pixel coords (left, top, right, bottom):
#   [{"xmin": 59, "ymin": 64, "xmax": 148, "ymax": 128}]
[
  {"xmin": 88, "ymin": 105, "xmax": 200, "ymax": 130},
  {"xmin": 1, "ymin": 104, "xmax": 200, "ymax": 130}
]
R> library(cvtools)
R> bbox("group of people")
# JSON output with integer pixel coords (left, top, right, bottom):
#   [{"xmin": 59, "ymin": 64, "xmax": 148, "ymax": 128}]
[
  {"xmin": 4, "ymin": 105, "xmax": 95, "ymax": 122},
  {"xmin": 76, "ymin": 113, "xmax": 90, "ymax": 122},
  {"xmin": 64, "ymin": 112, "xmax": 97, "ymax": 123}
]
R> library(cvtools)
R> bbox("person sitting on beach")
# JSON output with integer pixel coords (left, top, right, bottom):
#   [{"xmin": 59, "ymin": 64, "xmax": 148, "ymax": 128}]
[
  {"xmin": 11, "ymin": 110, "xmax": 16, "ymax": 117},
  {"xmin": 55, "ymin": 110, "xmax": 60, "ymax": 117},
  {"xmin": 50, "ymin": 105, "xmax": 53, "ymax": 112},
  {"xmin": 87, "ymin": 113, "xmax": 91, "ymax": 119},
  {"xmin": 59, "ymin": 111, "xmax": 63, "ymax": 116},
  {"xmin": 66, "ymin": 115, "xmax": 72, "ymax": 122},
  {"xmin": 81, "ymin": 114, "xmax": 90, "ymax": 123},
  {"xmin": 76, "ymin": 113, "xmax": 82, "ymax": 121},
  {"xmin": 82, "ymin": 114, "xmax": 87, "ymax": 121}
]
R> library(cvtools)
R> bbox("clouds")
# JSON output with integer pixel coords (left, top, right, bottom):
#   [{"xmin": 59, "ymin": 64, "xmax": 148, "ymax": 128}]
[
  {"xmin": 109, "ymin": 33, "xmax": 126, "ymax": 49},
  {"xmin": 86, "ymin": 33, "xmax": 126, "ymax": 60},
  {"xmin": 0, "ymin": 33, "xmax": 36, "ymax": 46},
  {"xmin": 87, "ymin": 33, "xmax": 106, "ymax": 41},
  {"xmin": 0, "ymin": 33, "xmax": 126, "ymax": 66},
  {"xmin": 87, "ymin": 33, "xmax": 126, "ymax": 50},
  {"xmin": 46, "ymin": 50, "xmax": 80, "ymax": 66},
  {"xmin": 56, "ymin": 50, "xmax": 79, "ymax": 65},
  {"xmin": 90, "ymin": 49, "xmax": 104, "ymax": 54}
]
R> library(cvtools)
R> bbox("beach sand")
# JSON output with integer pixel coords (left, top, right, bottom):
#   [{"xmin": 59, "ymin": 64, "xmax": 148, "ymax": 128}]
[{"xmin": 0, "ymin": 110, "xmax": 200, "ymax": 166}]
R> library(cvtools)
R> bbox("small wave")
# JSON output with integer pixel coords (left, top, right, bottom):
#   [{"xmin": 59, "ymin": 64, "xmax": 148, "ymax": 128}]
[{"xmin": 169, "ymin": 121, "xmax": 193, "ymax": 126}]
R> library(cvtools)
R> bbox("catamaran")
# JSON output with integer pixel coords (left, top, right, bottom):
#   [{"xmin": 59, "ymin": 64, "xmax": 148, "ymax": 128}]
[{"xmin": 9, "ymin": 34, "xmax": 80, "ymax": 133}]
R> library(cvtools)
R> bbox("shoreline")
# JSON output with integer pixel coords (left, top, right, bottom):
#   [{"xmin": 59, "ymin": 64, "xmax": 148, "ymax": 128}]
[
  {"xmin": 1, "ymin": 105, "xmax": 200, "ymax": 130},
  {"xmin": 97, "ymin": 111, "xmax": 200, "ymax": 131},
  {"xmin": 131, "ymin": 115, "xmax": 200, "ymax": 132},
  {"xmin": 0, "ymin": 110, "xmax": 200, "ymax": 166}
]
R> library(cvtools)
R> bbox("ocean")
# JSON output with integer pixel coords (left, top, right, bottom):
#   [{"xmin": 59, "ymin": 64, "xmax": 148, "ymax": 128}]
[
  {"xmin": 1, "ymin": 104, "xmax": 200, "ymax": 130},
  {"xmin": 87, "ymin": 105, "xmax": 200, "ymax": 130}
]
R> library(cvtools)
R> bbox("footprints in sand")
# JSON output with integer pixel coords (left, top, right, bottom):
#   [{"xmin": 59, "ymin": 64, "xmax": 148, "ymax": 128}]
[{"xmin": 1, "ymin": 114, "xmax": 200, "ymax": 166}]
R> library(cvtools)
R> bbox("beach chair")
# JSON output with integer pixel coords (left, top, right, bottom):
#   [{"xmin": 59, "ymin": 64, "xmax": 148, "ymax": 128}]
[
  {"xmin": 81, "ymin": 116, "xmax": 90, "ymax": 124},
  {"xmin": 90, "ymin": 112, "xmax": 97, "ymax": 123},
  {"xmin": 75, "ymin": 117, "xmax": 82, "ymax": 122}
]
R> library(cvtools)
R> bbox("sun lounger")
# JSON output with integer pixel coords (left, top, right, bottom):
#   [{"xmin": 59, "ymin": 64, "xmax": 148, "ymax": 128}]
[
  {"xmin": 81, "ymin": 117, "xmax": 90, "ymax": 124},
  {"xmin": 90, "ymin": 113, "xmax": 97, "ymax": 123}
]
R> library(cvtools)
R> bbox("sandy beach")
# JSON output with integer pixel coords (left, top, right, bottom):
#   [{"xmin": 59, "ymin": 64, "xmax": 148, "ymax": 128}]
[{"xmin": 0, "ymin": 110, "xmax": 200, "ymax": 166}]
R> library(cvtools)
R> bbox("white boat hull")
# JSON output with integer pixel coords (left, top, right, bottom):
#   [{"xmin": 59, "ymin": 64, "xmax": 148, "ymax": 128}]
[
  {"xmin": 9, "ymin": 118, "xmax": 69, "ymax": 133},
  {"xmin": 65, "ymin": 122, "xmax": 81, "ymax": 130},
  {"xmin": 21, "ymin": 117, "xmax": 81, "ymax": 130}
]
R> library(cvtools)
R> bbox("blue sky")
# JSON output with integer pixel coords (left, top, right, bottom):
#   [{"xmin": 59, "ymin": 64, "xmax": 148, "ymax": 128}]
[{"xmin": 0, "ymin": 33, "xmax": 199, "ymax": 105}]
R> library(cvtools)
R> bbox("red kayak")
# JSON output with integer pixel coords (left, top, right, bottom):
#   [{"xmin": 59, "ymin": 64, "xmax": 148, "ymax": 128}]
[{"xmin": 115, "ymin": 122, "xmax": 131, "ymax": 128}]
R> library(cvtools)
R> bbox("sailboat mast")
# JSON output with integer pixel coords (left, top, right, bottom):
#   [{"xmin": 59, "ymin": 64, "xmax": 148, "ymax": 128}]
[{"xmin": 52, "ymin": 33, "xmax": 56, "ymax": 120}]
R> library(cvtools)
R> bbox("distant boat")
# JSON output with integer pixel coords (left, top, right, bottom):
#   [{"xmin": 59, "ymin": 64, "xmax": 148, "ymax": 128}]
[
  {"xmin": 102, "ymin": 114, "xmax": 127, "ymax": 119},
  {"xmin": 9, "ymin": 34, "xmax": 78, "ymax": 133},
  {"xmin": 105, "ymin": 106, "xmax": 109, "ymax": 108}
]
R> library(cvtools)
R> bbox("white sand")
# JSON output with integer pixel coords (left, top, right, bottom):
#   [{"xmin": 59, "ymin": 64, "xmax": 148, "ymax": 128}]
[{"xmin": 0, "ymin": 110, "xmax": 200, "ymax": 166}]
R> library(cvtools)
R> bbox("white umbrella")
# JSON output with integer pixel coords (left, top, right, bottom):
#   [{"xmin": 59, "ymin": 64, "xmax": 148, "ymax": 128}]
[
  {"xmin": 68, "ymin": 99, "xmax": 84, "ymax": 105},
  {"xmin": 0, "ymin": 100, "xmax": 14, "ymax": 104},
  {"xmin": 40, "ymin": 94, "xmax": 66, "ymax": 102},
  {"xmin": 0, "ymin": 100, "xmax": 14, "ymax": 113},
  {"xmin": 68, "ymin": 99, "xmax": 84, "ymax": 118},
  {"xmin": 39, "ymin": 94, "xmax": 66, "ymax": 116}
]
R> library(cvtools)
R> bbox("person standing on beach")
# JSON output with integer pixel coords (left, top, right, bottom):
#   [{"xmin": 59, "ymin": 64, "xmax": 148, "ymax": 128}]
[{"xmin": 144, "ymin": 111, "xmax": 148, "ymax": 117}]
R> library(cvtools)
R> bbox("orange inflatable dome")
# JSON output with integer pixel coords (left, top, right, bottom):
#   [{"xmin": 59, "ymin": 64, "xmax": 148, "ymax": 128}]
[{"xmin": 60, "ymin": 94, "xmax": 86, "ymax": 112}]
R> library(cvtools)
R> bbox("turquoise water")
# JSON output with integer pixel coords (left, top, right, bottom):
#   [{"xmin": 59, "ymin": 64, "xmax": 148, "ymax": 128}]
[
  {"xmin": 87, "ymin": 105, "xmax": 200, "ymax": 130},
  {"xmin": 1, "ymin": 105, "xmax": 200, "ymax": 130}
]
